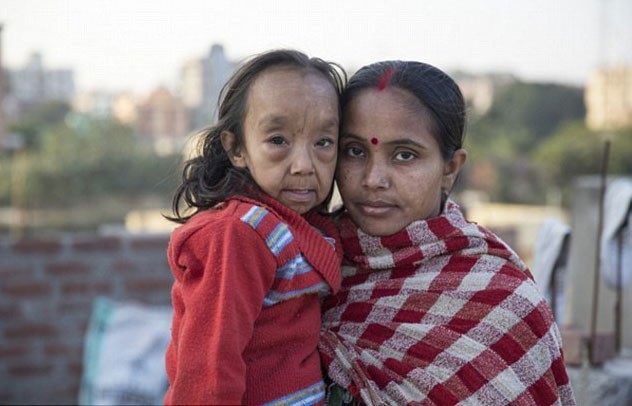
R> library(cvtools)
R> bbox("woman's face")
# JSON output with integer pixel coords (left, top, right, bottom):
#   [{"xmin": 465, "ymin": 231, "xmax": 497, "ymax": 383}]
[{"xmin": 337, "ymin": 87, "xmax": 465, "ymax": 236}]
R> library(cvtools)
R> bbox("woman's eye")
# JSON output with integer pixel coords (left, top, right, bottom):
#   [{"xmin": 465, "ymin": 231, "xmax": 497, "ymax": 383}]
[
  {"xmin": 345, "ymin": 145, "xmax": 365, "ymax": 158},
  {"xmin": 394, "ymin": 151, "xmax": 416, "ymax": 161}
]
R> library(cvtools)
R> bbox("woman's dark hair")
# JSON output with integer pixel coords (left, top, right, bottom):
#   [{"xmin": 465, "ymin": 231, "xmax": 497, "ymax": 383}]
[
  {"xmin": 167, "ymin": 49, "xmax": 346, "ymax": 223},
  {"xmin": 342, "ymin": 61, "xmax": 465, "ymax": 160}
]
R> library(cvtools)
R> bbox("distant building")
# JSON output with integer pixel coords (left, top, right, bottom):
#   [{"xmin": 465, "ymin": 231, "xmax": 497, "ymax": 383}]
[
  {"xmin": 111, "ymin": 93, "xmax": 138, "ymax": 125},
  {"xmin": 180, "ymin": 58, "xmax": 204, "ymax": 130},
  {"xmin": 73, "ymin": 90, "xmax": 117, "ymax": 118},
  {"xmin": 585, "ymin": 66, "xmax": 632, "ymax": 130},
  {"xmin": 179, "ymin": 44, "xmax": 235, "ymax": 131},
  {"xmin": 135, "ymin": 86, "xmax": 188, "ymax": 155},
  {"xmin": 0, "ymin": 24, "xmax": 7, "ymax": 149},
  {"xmin": 9, "ymin": 52, "xmax": 75, "ymax": 111},
  {"xmin": 73, "ymin": 90, "xmax": 138, "ymax": 125},
  {"xmin": 453, "ymin": 72, "xmax": 515, "ymax": 115}
]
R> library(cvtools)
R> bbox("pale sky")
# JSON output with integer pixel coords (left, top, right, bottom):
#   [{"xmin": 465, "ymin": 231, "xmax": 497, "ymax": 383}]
[{"xmin": 2, "ymin": 0, "xmax": 631, "ymax": 94}]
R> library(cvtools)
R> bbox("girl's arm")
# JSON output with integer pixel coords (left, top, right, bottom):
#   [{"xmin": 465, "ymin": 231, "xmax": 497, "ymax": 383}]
[{"xmin": 165, "ymin": 217, "xmax": 276, "ymax": 405}]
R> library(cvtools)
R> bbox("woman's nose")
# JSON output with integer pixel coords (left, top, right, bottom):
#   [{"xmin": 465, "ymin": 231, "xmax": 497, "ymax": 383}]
[{"xmin": 362, "ymin": 158, "xmax": 389, "ymax": 189}]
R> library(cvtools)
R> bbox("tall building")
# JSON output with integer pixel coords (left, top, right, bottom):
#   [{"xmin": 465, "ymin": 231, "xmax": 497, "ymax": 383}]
[
  {"xmin": 180, "ymin": 58, "xmax": 203, "ymax": 109},
  {"xmin": 585, "ymin": 67, "xmax": 632, "ymax": 131},
  {"xmin": 10, "ymin": 52, "xmax": 75, "ymax": 105},
  {"xmin": 453, "ymin": 71, "xmax": 516, "ymax": 116},
  {"xmin": 584, "ymin": 66, "xmax": 632, "ymax": 131},
  {"xmin": 179, "ymin": 44, "xmax": 235, "ymax": 131},
  {"xmin": 180, "ymin": 58, "xmax": 204, "ymax": 130},
  {"xmin": 73, "ymin": 90, "xmax": 117, "ymax": 118},
  {"xmin": 136, "ymin": 86, "xmax": 188, "ymax": 155},
  {"xmin": 0, "ymin": 24, "xmax": 6, "ymax": 149}
]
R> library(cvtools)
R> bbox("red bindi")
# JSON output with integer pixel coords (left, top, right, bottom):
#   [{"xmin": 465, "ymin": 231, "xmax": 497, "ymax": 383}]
[{"xmin": 370, "ymin": 137, "xmax": 379, "ymax": 145}]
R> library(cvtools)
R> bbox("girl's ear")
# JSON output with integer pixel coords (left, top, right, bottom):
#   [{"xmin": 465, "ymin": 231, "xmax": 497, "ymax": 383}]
[
  {"xmin": 441, "ymin": 148, "xmax": 467, "ymax": 190},
  {"xmin": 220, "ymin": 131, "xmax": 247, "ymax": 168}
]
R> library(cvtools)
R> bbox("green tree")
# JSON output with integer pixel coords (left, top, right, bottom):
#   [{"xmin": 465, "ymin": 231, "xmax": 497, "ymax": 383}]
[
  {"xmin": 464, "ymin": 80, "xmax": 587, "ymax": 203},
  {"xmin": 479, "ymin": 81, "xmax": 585, "ymax": 149},
  {"xmin": 533, "ymin": 122, "xmax": 632, "ymax": 204},
  {"xmin": 8, "ymin": 100, "xmax": 70, "ymax": 150},
  {"xmin": 25, "ymin": 115, "xmax": 180, "ymax": 207}
]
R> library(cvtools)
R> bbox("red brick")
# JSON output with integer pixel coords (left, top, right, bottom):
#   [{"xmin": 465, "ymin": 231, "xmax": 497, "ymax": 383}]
[
  {"xmin": 125, "ymin": 277, "xmax": 172, "ymax": 292},
  {"xmin": 0, "ymin": 265, "xmax": 34, "ymax": 280},
  {"xmin": 9, "ymin": 363, "xmax": 53, "ymax": 376},
  {"xmin": 130, "ymin": 235, "xmax": 169, "ymax": 250},
  {"xmin": 72, "ymin": 236, "xmax": 121, "ymax": 251},
  {"xmin": 5, "ymin": 322, "xmax": 56, "ymax": 338},
  {"xmin": 3, "ymin": 282, "xmax": 51, "ymax": 298},
  {"xmin": 46, "ymin": 260, "xmax": 89, "ymax": 275},
  {"xmin": 0, "ymin": 344, "xmax": 29, "ymax": 358},
  {"xmin": 44, "ymin": 343, "xmax": 76, "ymax": 356},
  {"xmin": 12, "ymin": 239, "xmax": 62, "ymax": 254},
  {"xmin": 59, "ymin": 300, "xmax": 96, "ymax": 314},
  {"xmin": 52, "ymin": 383, "xmax": 80, "ymax": 399},
  {"xmin": 0, "ymin": 303, "xmax": 20, "ymax": 318},
  {"xmin": 76, "ymin": 318, "xmax": 89, "ymax": 333},
  {"xmin": 111, "ymin": 258, "xmax": 139, "ymax": 273},
  {"xmin": 67, "ymin": 361, "xmax": 83, "ymax": 375},
  {"xmin": 61, "ymin": 281, "xmax": 112, "ymax": 295}
]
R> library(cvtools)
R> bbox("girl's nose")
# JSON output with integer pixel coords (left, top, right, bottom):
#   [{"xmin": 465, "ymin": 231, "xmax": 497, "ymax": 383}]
[{"xmin": 290, "ymin": 146, "xmax": 315, "ymax": 175}]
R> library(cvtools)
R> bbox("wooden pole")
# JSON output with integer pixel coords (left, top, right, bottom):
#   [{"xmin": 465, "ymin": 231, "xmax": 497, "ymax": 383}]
[
  {"xmin": 615, "ymin": 231, "xmax": 622, "ymax": 354},
  {"xmin": 589, "ymin": 139, "xmax": 610, "ymax": 364}
]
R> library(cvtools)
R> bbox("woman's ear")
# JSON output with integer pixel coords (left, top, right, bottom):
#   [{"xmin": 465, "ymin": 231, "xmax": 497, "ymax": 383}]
[
  {"xmin": 220, "ymin": 131, "xmax": 247, "ymax": 168},
  {"xmin": 441, "ymin": 148, "xmax": 467, "ymax": 190}
]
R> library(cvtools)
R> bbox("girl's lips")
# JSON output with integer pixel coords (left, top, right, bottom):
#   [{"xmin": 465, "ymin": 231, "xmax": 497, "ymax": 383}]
[{"xmin": 282, "ymin": 189, "xmax": 316, "ymax": 202}]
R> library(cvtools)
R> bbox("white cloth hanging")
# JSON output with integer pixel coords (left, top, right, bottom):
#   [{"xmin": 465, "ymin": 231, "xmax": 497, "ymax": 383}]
[
  {"xmin": 600, "ymin": 178, "xmax": 632, "ymax": 289},
  {"xmin": 532, "ymin": 218, "xmax": 571, "ymax": 322}
]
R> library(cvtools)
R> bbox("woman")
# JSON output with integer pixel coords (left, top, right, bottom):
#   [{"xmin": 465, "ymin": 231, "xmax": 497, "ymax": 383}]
[{"xmin": 320, "ymin": 61, "xmax": 575, "ymax": 405}]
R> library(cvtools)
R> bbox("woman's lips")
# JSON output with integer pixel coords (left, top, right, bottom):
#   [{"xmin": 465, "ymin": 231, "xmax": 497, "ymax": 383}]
[{"xmin": 355, "ymin": 200, "xmax": 396, "ymax": 216}]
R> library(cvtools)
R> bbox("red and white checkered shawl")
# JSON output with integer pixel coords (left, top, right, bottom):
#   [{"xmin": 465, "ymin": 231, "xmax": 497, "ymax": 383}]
[{"xmin": 320, "ymin": 200, "xmax": 575, "ymax": 406}]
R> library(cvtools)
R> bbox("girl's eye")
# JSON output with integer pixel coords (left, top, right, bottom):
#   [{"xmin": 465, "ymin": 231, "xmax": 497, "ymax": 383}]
[
  {"xmin": 316, "ymin": 137, "xmax": 335, "ymax": 148},
  {"xmin": 268, "ymin": 135, "xmax": 287, "ymax": 146},
  {"xmin": 345, "ymin": 145, "xmax": 365, "ymax": 158},
  {"xmin": 394, "ymin": 150, "xmax": 417, "ymax": 161}
]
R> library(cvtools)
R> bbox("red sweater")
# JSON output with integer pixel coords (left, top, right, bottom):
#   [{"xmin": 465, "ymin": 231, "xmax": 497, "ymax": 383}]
[{"xmin": 164, "ymin": 195, "xmax": 342, "ymax": 405}]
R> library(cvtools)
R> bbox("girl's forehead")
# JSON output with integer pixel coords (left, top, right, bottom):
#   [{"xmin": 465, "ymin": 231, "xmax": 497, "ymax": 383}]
[{"xmin": 254, "ymin": 66, "xmax": 328, "ymax": 87}]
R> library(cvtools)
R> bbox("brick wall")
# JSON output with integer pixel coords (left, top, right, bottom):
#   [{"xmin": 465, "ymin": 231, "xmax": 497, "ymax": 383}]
[{"xmin": 0, "ymin": 232, "xmax": 172, "ymax": 405}]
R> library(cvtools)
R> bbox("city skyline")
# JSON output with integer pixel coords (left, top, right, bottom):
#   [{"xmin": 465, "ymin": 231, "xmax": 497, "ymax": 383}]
[{"xmin": 2, "ymin": 0, "xmax": 632, "ymax": 94}]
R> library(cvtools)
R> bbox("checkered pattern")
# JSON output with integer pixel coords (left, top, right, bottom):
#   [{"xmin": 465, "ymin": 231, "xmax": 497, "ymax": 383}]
[{"xmin": 320, "ymin": 200, "xmax": 575, "ymax": 405}]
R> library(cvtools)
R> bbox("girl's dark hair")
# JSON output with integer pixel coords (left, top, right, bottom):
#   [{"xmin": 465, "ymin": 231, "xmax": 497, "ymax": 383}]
[
  {"xmin": 168, "ymin": 49, "xmax": 346, "ymax": 223},
  {"xmin": 342, "ymin": 61, "xmax": 465, "ymax": 160}
]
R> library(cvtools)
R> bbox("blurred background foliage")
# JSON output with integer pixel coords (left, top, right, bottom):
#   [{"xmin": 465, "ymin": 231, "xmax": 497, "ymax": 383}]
[
  {"xmin": 463, "ymin": 80, "xmax": 632, "ymax": 205},
  {"xmin": 1, "ymin": 80, "xmax": 631, "ymax": 232},
  {"xmin": 0, "ymin": 100, "xmax": 181, "ymax": 231}
]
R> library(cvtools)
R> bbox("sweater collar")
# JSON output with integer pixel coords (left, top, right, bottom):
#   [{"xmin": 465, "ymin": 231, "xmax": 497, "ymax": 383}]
[{"xmin": 229, "ymin": 193, "xmax": 343, "ymax": 291}]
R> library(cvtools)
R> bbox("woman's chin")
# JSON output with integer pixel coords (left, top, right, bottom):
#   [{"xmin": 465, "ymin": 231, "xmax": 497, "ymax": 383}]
[{"xmin": 354, "ymin": 218, "xmax": 407, "ymax": 237}]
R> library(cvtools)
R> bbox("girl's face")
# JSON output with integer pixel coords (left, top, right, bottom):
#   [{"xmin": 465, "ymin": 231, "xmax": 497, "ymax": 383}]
[
  {"xmin": 337, "ymin": 87, "xmax": 465, "ymax": 236},
  {"xmin": 224, "ymin": 67, "xmax": 339, "ymax": 214}
]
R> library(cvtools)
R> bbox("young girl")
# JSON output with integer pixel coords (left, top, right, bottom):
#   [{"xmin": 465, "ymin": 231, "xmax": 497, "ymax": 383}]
[
  {"xmin": 320, "ymin": 61, "xmax": 575, "ymax": 405},
  {"xmin": 164, "ymin": 50, "xmax": 346, "ymax": 405}
]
